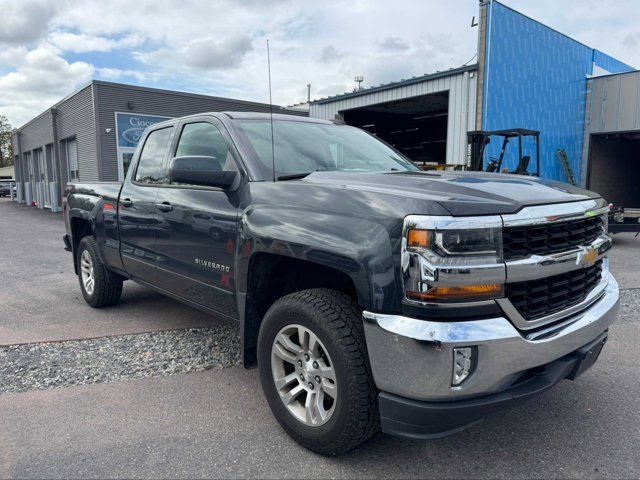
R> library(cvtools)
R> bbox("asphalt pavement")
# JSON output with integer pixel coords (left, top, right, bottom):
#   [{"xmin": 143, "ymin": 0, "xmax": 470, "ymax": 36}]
[{"xmin": 1, "ymin": 197, "xmax": 639, "ymax": 479}]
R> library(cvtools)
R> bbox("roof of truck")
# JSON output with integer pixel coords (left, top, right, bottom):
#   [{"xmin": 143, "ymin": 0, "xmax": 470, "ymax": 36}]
[{"xmin": 220, "ymin": 111, "xmax": 330, "ymax": 123}]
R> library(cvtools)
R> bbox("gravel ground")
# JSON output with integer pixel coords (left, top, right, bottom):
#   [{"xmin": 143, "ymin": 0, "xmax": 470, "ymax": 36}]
[
  {"xmin": 1, "ymin": 289, "xmax": 637, "ymax": 396},
  {"xmin": 0, "ymin": 326, "xmax": 240, "ymax": 395},
  {"xmin": 618, "ymin": 287, "xmax": 640, "ymax": 324}
]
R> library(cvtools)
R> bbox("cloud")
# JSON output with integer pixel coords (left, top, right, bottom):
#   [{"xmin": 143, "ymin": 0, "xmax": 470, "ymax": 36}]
[
  {"xmin": 48, "ymin": 32, "xmax": 144, "ymax": 53},
  {"xmin": 378, "ymin": 37, "xmax": 410, "ymax": 52},
  {"xmin": 96, "ymin": 67, "xmax": 150, "ymax": 83},
  {"xmin": 0, "ymin": 0, "xmax": 60, "ymax": 45},
  {"xmin": 0, "ymin": 45, "xmax": 93, "ymax": 126},
  {"xmin": 1, "ymin": 0, "xmax": 639, "ymax": 127},
  {"xmin": 319, "ymin": 46, "xmax": 346, "ymax": 64},
  {"xmin": 137, "ymin": 34, "xmax": 253, "ymax": 71}
]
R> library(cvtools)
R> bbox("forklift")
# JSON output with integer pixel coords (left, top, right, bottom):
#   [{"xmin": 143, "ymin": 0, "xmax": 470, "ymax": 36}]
[{"xmin": 468, "ymin": 128, "xmax": 541, "ymax": 176}]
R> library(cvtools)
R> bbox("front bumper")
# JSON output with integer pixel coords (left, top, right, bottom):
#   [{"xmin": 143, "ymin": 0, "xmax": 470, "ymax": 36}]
[
  {"xmin": 378, "ymin": 332, "xmax": 608, "ymax": 439},
  {"xmin": 362, "ymin": 273, "xmax": 619, "ymax": 437}
]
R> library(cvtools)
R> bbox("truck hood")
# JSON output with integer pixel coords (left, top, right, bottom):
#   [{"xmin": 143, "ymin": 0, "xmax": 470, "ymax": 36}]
[{"xmin": 301, "ymin": 170, "xmax": 601, "ymax": 216}]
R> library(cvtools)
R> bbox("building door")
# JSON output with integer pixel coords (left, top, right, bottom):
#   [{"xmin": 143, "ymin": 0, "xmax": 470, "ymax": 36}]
[
  {"xmin": 63, "ymin": 138, "xmax": 79, "ymax": 181},
  {"xmin": 152, "ymin": 120, "xmax": 240, "ymax": 317}
]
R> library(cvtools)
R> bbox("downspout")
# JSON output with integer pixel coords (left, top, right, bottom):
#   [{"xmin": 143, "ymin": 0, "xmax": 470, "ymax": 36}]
[{"xmin": 51, "ymin": 108, "xmax": 63, "ymax": 208}]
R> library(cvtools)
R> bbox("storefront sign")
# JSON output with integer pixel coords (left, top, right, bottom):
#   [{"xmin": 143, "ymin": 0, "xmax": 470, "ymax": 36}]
[{"xmin": 115, "ymin": 113, "xmax": 172, "ymax": 148}]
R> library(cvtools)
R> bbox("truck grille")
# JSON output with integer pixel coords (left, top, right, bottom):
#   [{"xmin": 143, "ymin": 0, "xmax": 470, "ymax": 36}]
[
  {"xmin": 505, "ymin": 260, "xmax": 603, "ymax": 320},
  {"xmin": 502, "ymin": 216, "xmax": 604, "ymax": 261}
]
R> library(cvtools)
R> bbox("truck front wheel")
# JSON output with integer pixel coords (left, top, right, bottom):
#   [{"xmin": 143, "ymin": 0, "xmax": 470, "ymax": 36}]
[
  {"xmin": 77, "ymin": 236, "xmax": 123, "ymax": 308},
  {"xmin": 257, "ymin": 289, "xmax": 379, "ymax": 455}
]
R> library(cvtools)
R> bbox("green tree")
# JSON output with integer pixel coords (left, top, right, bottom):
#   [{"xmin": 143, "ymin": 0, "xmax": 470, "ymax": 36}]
[{"xmin": 0, "ymin": 115, "xmax": 15, "ymax": 167}]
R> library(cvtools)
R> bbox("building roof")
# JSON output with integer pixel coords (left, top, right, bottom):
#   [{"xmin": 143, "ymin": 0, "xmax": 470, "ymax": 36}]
[
  {"xmin": 310, "ymin": 64, "xmax": 477, "ymax": 105},
  {"xmin": 16, "ymin": 79, "xmax": 301, "ymax": 131}
]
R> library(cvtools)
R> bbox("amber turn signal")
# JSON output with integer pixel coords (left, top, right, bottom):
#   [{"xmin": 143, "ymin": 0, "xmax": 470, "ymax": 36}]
[
  {"xmin": 407, "ymin": 284, "xmax": 503, "ymax": 302},
  {"xmin": 407, "ymin": 229, "xmax": 431, "ymax": 248}
]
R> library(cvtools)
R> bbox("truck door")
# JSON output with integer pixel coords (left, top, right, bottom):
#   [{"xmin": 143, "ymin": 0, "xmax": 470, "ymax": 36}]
[
  {"xmin": 118, "ymin": 125, "xmax": 175, "ymax": 281},
  {"xmin": 152, "ymin": 119, "xmax": 241, "ymax": 318}
]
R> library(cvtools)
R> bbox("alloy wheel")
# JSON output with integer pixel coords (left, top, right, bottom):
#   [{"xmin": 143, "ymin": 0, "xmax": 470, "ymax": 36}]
[{"xmin": 270, "ymin": 324, "xmax": 337, "ymax": 426}]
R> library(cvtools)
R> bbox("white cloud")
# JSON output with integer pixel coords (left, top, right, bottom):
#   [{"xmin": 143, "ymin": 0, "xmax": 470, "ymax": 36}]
[
  {"xmin": 0, "ymin": 0, "xmax": 639, "ymax": 127},
  {"xmin": 0, "ymin": 0, "xmax": 60, "ymax": 45},
  {"xmin": 137, "ymin": 34, "xmax": 253, "ymax": 71},
  {"xmin": 0, "ymin": 45, "xmax": 93, "ymax": 126},
  {"xmin": 48, "ymin": 32, "xmax": 144, "ymax": 53}
]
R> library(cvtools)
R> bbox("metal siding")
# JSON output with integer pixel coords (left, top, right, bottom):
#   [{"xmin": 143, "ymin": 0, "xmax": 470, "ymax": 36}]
[
  {"xmin": 55, "ymin": 84, "xmax": 99, "ymax": 181},
  {"xmin": 94, "ymin": 82, "xmax": 305, "ymax": 181},
  {"xmin": 18, "ymin": 112, "xmax": 53, "ymax": 152},
  {"xmin": 309, "ymin": 70, "xmax": 477, "ymax": 165},
  {"xmin": 581, "ymin": 71, "xmax": 640, "ymax": 185},
  {"xmin": 618, "ymin": 74, "xmax": 639, "ymax": 130},
  {"xmin": 482, "ymin": 1, "xmax": 633, "ymax": 182}
]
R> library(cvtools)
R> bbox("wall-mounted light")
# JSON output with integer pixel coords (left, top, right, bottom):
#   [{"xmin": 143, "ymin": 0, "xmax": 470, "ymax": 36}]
[
  {"xmin": 105, "ymin": 128, "xmax": 112, "ymax": 133},
  {"xmin": 126, "ymin": 101, "xmax": 135, "ymax": 110}
]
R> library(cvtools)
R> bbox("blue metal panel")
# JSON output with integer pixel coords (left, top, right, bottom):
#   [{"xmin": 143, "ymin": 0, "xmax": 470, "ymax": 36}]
[
  {"xmin": 593, "ymin": 50, "xmax": 634, "ymax": 74},
  {"xmin": 482, "ymin": 1, "xmax": 633, "ymax": 183}
]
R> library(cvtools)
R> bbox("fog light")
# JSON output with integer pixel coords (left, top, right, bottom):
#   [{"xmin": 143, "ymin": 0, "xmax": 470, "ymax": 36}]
[{"xmin": 452, "ymin": 347, "xmax": 476, "ymax": 386}]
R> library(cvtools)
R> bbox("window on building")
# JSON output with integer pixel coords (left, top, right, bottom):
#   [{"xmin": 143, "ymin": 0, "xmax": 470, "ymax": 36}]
[
  {"xmin": 134, "ymin": 127, "xmax": 174, "ymax": 184},
  {"xmin": 63, "ymin": 138, "xmax": 79, "ymax": 181}
]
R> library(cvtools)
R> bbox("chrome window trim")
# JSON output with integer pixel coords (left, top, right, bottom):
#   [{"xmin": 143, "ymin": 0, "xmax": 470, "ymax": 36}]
[{"xmin": 501, "ymin": 198, "xmax": 608, "ymax": 228}]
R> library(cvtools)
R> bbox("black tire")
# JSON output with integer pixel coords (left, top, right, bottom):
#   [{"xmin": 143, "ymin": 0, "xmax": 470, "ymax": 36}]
[
  {"xmin": 76, "ymin": 236, "xmax": 123, "ymax": 308},
  {"xmin": 258, "ymin": 288, "xmax": 379, "ymax": 455}
]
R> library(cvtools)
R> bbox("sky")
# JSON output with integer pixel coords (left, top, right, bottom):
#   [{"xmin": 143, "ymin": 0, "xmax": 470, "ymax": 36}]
[{"xmin": 0, "ymin": 0, "xmax": 639, "ymax": 128}]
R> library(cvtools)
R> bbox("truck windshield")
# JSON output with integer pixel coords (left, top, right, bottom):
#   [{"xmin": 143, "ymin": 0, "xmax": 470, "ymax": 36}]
[{"xmin": 232, "ymin": 120, "xmax": 420, "ymax": 180}]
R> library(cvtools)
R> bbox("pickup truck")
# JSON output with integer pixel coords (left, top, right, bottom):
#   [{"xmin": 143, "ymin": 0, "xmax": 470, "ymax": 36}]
[{"xmin": 63, "ymin": 112, "xmax": 619, "ymax": 454}]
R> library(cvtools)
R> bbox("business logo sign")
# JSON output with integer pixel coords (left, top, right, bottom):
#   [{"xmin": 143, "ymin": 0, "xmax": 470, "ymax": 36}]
[{"xmin": 115, "ymin": 113, "xmax": 172, "ymax": 148}]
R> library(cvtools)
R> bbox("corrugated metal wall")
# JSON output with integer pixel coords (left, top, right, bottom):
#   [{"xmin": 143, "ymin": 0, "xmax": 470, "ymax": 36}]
[
  {"xmin": 56, "ymin": 84, "xmax": 99, "ymax": 182},
  {"xmin": 482, "ymin": 0, "xmax": 634, "ymax": 183},
  {"xmin": 581, "ymin": 70, "xmax": 640, "ymax": 185},
  {"xmin": 95, "ymin": 81, "xmax": 306, "ymax": 181},
  {"xmin": 309, "ymin": 68, "xmax": 477, "ymax": 165}
]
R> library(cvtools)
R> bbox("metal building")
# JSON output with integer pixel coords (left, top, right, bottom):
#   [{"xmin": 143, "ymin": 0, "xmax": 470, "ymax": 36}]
[
  {"xmin": 310, "ymin": 1, "xmax": 635, "ymax": 183},
  {"xmin": 582, "ymin": 70, "xmax": 640, "ymax": 209},
  {"xmin": 12, "ymin": 80, "xmax": 305, "ymax": 210},
  {"xmin": 310, "ymin": 65, "xmax": 477, "ymax": 168}
]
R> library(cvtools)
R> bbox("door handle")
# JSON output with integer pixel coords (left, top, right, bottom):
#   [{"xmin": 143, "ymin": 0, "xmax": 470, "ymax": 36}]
[
  {"xmin": 121, "ymin": 198, "xmax": 133, "ymax": 207},
  {"xmin": 156, "ymin": 201, "xmax": 173, "ymax": 212}
]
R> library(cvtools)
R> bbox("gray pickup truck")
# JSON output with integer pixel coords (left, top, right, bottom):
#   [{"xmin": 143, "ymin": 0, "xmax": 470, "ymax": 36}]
[{"xmin": 63, "ymin": 112, "xmax": 619, "ymax": 454}]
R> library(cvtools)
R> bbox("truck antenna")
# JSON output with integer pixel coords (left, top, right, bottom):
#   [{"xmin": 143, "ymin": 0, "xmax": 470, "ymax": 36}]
[{"xmin": 267, "ymin": 39, "xmax": 276, "ymax": 182}]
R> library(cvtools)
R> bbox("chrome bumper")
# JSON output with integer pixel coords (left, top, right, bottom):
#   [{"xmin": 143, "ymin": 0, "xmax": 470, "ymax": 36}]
[{"xmin": 362, "ymin": 273, "xmax": 619, "ymax": 401}]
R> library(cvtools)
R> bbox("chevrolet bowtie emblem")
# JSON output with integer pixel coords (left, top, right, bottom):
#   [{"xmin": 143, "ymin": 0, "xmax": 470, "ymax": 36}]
[{"xmin": 577, "ymin": 247, "xmax": 598, "ymax": 268}]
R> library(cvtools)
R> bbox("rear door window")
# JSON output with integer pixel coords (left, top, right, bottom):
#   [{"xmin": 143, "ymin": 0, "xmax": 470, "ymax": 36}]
[{"xmin": 134, "ymin": 127, "xmax": 174, "ymax": 184}]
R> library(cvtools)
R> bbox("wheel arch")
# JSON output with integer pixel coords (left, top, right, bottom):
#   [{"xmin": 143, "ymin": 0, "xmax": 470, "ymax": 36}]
[{"xmin": 239, "ymin": 252, "xmax": 362, "ymax": 368}]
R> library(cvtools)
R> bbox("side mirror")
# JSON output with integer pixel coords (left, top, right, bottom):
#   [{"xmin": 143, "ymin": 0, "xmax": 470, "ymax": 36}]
[{"xmin": 169, "ymin": 156, "xmax": 237, "ymax": 189}]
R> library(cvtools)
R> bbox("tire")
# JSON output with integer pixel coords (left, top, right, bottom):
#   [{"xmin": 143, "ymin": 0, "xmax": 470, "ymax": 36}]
[
  {"xmin": 76, "ymin": 236, "xmax": 123, "ymax": 308},
  {"xmin": 258, "ymin": 288, "xmax": 379, "ymax": 455}
]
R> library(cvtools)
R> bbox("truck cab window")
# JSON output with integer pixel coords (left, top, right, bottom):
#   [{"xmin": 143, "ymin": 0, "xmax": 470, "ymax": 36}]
[
  {"xmin": 175, "ymin": 122, "xmax": 231, "ymax": 174},
  {"xmin": 134, "ymin": 127, "xmax": 174, "ymax": 184}
]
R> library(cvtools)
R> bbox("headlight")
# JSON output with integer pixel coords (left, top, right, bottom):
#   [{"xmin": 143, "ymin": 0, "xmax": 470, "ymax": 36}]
[
  {"xmin": 402, "ymin": 215, "xmax": 505, "ymax": 303},
  {"xmin": 408, "ymin": 228, "xmax": 501, "ymax": 257}
]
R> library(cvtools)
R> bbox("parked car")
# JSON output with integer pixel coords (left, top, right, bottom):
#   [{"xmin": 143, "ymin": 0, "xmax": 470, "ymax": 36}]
[
  {"xmin": 63, "ymin": 112, "xmax": 619, "ymax": 455},
  {"xmin": 0, "ymin": 180, "xmax": 13, "ymax": 197}
]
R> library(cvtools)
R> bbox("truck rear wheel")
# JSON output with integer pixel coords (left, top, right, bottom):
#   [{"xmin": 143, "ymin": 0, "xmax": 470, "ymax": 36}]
[
  {"xmin": 77, "ymin": 236, "xmax": 123, "ymax": 308},
  {"xmin": 257, "ymin": 288, "xmax": 379, "ymax": 455}
]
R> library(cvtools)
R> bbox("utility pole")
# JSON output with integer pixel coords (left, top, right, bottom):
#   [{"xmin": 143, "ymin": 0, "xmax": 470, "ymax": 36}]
[
  {"xmin": 307, "ymin": 83, "xmax": 311, "ymax": 103},
  {"xmin": 354, "ymin": 76, "xmax": 364, "ymax": 91}
]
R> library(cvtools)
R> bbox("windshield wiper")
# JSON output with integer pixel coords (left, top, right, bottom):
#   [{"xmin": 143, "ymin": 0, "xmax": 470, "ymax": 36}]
[{"xmin": 277, "ymin": 172, "xmax": 313, "ymax": 181}]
